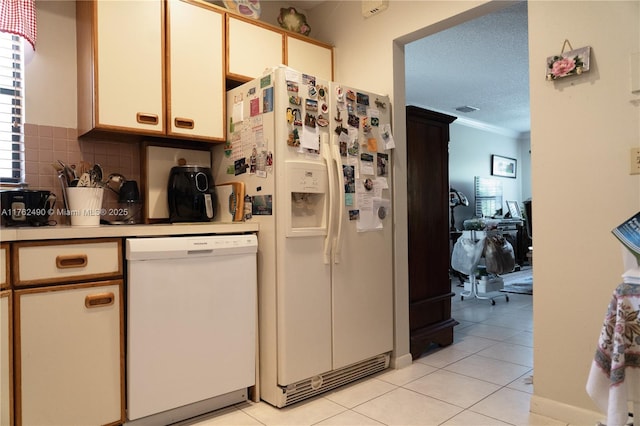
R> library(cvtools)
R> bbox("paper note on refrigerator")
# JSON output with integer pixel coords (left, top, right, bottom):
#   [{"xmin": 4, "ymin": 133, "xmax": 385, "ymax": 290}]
[
  {"xmin": 356, "ymin": 180, "xmax": 374, "ymax": 211},
  {"xmin": 360, "ymin": 153, "xmax": 374, "ymax": 175},
  {"xmin": 232, "ymin": 101, "xmax": 244, "ymax": 123},
  {"xmin": 357, "ymin": 198, "xmax": 390, "ymax": 232},
  {"xmin": 380, "ymin": 123, "xmax": 396, "ymax": 149},
  {"xmin": 368, "ymin": 108, "xmax": 380, "ymax": 127},
  {"xmin": 301, "ymin": 125, "xmax": 320, "ymax": 151}
]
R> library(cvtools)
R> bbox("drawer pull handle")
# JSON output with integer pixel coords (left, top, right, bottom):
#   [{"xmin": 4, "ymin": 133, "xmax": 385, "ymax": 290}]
[
  {"xmin": 56, "ymin": 254, "xmax": 88, "ymax": 269},
  {"xmin": 174, "ymin": 117, "xmax": 194, "ymax": 129},
  {"xmin": 85, "ymin": 292, "xmax": 114, "ymax": 308},
  {"xmin": 136, "ymin": 112, "xmax": 159, "ymax": 125}
]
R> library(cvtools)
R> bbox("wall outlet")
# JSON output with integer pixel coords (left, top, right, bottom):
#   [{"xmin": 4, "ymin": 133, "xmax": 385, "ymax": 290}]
[{"xmin": 630, "ymin": 147, "xmax": 640, "ymax": 175}]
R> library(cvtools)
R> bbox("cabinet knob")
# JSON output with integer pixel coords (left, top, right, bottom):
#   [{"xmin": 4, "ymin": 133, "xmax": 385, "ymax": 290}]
[{"xmin": 85, "ymin": 292, "xmax": 115, "ymax": 308}]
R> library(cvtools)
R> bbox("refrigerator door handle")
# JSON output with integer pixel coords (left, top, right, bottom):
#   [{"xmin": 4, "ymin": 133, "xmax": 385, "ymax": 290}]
[
  {"xmin": 322, "ymin": 134, "xmax": 334, "ymax": 264},
  {"xmin": 331, "ymin": 142, "xmax": 345, "ymax": 264}
]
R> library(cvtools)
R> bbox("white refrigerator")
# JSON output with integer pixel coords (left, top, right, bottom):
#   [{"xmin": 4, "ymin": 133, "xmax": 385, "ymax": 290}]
[{"xmin": 213, "ymin": 66, "xmax": 394, "ymax": 407}]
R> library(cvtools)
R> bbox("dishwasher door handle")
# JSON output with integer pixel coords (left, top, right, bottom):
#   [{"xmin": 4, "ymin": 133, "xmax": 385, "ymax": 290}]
[{"xmin": 187, "ymin": 249, "xmax": 214, "ymax": 255}]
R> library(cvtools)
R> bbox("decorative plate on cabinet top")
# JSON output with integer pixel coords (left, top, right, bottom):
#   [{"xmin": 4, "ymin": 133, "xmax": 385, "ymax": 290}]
[{"xmin": 223, "ymin": 0, "xmax": 261, "ymax": 19}]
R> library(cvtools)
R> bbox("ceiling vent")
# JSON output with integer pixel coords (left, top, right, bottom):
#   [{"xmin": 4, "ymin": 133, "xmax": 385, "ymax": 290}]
[
  {"xmin": 455, "ymin": 105, "xmax": 480, "ymax": 113},
  {"xmin": 362, "ymin": 0, "xmax": 388, "ymax": 18}
]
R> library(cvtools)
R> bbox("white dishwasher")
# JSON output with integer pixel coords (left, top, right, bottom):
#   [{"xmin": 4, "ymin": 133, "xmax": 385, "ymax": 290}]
[{"xmin": 125, "ymin": 234, "xmax": 257, "ymax": 425}]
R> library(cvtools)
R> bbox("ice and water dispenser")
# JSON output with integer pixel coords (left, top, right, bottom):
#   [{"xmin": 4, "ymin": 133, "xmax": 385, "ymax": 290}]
[{"xmin": 284, "ymin": 161, "xmax": 328, "ymax": 237}]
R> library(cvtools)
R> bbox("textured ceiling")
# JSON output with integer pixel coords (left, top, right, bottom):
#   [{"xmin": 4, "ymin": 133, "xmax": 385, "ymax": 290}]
[
  {"xmin": 286, "ymin": 1, "xmax": 531, "ymax": 135},
  {"xmin": 405, "ymin": 1, "xmax": 530, "ymax": 135}
]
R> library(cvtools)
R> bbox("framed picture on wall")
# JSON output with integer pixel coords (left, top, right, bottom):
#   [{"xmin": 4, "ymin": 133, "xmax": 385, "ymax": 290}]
[
  {"xmin": 491, "ymin": 154, "xmax": 517, "ymax": 178},
  {"xmin": 506, "ymin": 200, "xmax": 522, "ymax": 219}
]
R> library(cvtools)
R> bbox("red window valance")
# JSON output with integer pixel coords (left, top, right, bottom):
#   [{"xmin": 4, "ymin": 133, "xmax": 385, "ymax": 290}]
[{"xmin": 0, "ymin": 0, "xmax": 36, "ymax": 50}]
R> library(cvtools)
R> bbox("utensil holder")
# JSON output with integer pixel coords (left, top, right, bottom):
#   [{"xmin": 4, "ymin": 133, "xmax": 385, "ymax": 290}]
[{"xmin": 66, "ymin": 187, "xmax": 104, "ymax": 227}]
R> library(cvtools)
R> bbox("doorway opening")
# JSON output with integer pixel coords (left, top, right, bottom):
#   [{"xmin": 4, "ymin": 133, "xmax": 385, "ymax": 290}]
[{"xmin": 400, "ymin": 1, "xmax": 532, "ymax": 360}]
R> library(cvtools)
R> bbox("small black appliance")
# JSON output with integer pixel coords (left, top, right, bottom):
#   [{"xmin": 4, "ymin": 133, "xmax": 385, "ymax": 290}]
[
  {"xmin": 167, "ymin": 166, "xmax": 217, "ymax": 222},
  {"xmin": 1, "ymin": 189, "xmax": 57, "ymax": 226}
]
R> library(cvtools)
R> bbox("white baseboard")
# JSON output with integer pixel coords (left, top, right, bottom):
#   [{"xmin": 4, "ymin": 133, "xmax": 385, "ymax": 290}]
[
  {"xmin": 530, "ymin": 394, "xmax": 604, "ymax": 425},
  {"xmin": 390, "ymin": 352, "xmax": 413, "ymax": 369}
]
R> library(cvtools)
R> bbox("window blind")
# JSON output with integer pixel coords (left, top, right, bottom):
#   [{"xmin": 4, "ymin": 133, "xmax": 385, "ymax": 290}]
[
  {"xmin": 474, "ymin": 176, "xmax": 503, "ymax": 217},
  {"xmin": 0, "ymin": 32, "xmax": 23, "ymax": 184}
]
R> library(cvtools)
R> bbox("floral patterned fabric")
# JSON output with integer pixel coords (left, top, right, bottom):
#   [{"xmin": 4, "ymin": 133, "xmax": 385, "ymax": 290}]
[{"xmin": 587, "ymin": 283, "xmax": 640, "ymax": 426}]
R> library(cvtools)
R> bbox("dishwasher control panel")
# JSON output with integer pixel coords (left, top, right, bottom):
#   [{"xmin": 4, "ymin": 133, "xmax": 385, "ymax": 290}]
[
  {"xmin": 188, "ymin": 236, "xmax": 255, "ymax": 250},
  {"xmin": 126, "ymin": 234, "xmax": 257, "ymax": 260}
]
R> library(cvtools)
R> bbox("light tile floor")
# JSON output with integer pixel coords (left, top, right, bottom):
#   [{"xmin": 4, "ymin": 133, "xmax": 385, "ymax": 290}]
[{"xmin": 181, "ymin": 272, "xmax": 572, "ymax": 426}]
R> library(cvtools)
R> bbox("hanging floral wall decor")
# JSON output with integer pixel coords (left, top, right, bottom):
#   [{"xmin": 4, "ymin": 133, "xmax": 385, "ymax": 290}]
[{"xmin": 546, "ymin": 40, "xmax": 591, "ymax": 81}]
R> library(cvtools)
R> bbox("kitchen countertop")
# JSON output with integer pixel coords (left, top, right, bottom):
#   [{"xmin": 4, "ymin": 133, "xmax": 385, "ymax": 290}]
[{"xmin": 0, "ymin": 222, "xmax": 259, "ymax": 242}]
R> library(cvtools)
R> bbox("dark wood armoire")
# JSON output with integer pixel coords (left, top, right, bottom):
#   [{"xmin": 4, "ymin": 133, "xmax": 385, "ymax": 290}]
[{"xmin": 406, "ymin": 105, "xmax": 458, "ymax": 359}]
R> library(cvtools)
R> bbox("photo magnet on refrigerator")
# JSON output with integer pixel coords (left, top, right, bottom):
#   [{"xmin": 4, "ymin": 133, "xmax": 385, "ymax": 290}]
[{"xmin": 263, "ymin": 87, "xmax": 274, "ymax": 112}]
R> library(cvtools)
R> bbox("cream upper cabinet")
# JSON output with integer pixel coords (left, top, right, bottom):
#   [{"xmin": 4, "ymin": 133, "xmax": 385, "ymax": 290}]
[
  {"xmin": 226, "ymin": 14, "xmax": 333, "ymax": 82},
  {"xmin": 167, "ymin": 0, "xmax": 225, "ymax": 140},
  {"xmin": 285, "ymin": 35, "xmax": 333, "ymax": 82},
  {"xmin": 77, "ymin": 0, "xmax": 226, "ymax": 142},
  {"xmin": 227, "ymin": 15, "xmax": 284, "ymax": 81},
  {"xmin": 77, "ymin": 0, "xmax": 165, "ymax": 136}
]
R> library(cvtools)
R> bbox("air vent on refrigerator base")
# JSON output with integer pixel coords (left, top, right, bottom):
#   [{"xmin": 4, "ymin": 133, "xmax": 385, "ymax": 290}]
[
  {"xmin": 277, "ymin": 353, "xmax": 390, "ymax": 407},
  {"xmin": 362, "ymin": 0, "xmax": 388, "ymax": 17}
]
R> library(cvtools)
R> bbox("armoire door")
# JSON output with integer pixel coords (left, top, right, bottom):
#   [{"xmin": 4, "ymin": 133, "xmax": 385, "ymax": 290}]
[{"xmin": 406, "ymin": 105, "xmax": 458, "ymax": 359}]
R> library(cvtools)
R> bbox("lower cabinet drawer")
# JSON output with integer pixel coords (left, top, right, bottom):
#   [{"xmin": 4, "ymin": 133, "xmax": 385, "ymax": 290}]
[
  {"xmin": 15, "ymin": 280, "xmax": 124, "ymax": 426},
  {"xmin": 13, "ymin": 238, "xmax": 122, "ymax": 287}
]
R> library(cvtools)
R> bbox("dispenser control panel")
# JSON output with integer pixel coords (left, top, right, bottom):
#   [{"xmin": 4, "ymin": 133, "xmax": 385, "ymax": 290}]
[
  {"xmin": 288, "ymin": 166, "xmax": 326, "ymax": 193},
  {"xmin": 284, "ymin": 161, "xmax": 328, "ymax": 237}
]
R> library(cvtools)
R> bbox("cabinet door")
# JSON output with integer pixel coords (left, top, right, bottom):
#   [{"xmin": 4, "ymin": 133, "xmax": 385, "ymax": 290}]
[
  {"xmin": 94, "ymin": 0, "xmax": 164, "ymax": 134},
  {"xmin": 0, "ymin": 243, "xmax": 8, "ymax": 290},
  {"xmin": 0, "ymin": 291, "xmax": 11, "ymax": 426},
  {"xmin": 167, "ymin": 0, "xmax": 225, "ymax": 141},
  {"xmin": 16, "ymin": 281, "xmax": 124, "ymax": 426},
  {"xmin": 285, "ymin": 35, "xmax": 333, "ymax": 81},
  {"xmin": 227, "ymin": 15, "xmax": 284, "ymax": 81}
]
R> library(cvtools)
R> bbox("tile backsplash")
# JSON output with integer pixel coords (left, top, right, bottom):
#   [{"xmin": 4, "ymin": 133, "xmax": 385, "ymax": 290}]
[{"xmin": 24, "ymin": 123, "xmax": 142, "ymax": 225}]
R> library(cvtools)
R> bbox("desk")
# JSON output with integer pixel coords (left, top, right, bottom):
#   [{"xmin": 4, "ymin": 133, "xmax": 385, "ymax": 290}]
[{"xmin": 586, "ymin": 282, "xmax": 640, "ymax": 426}]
